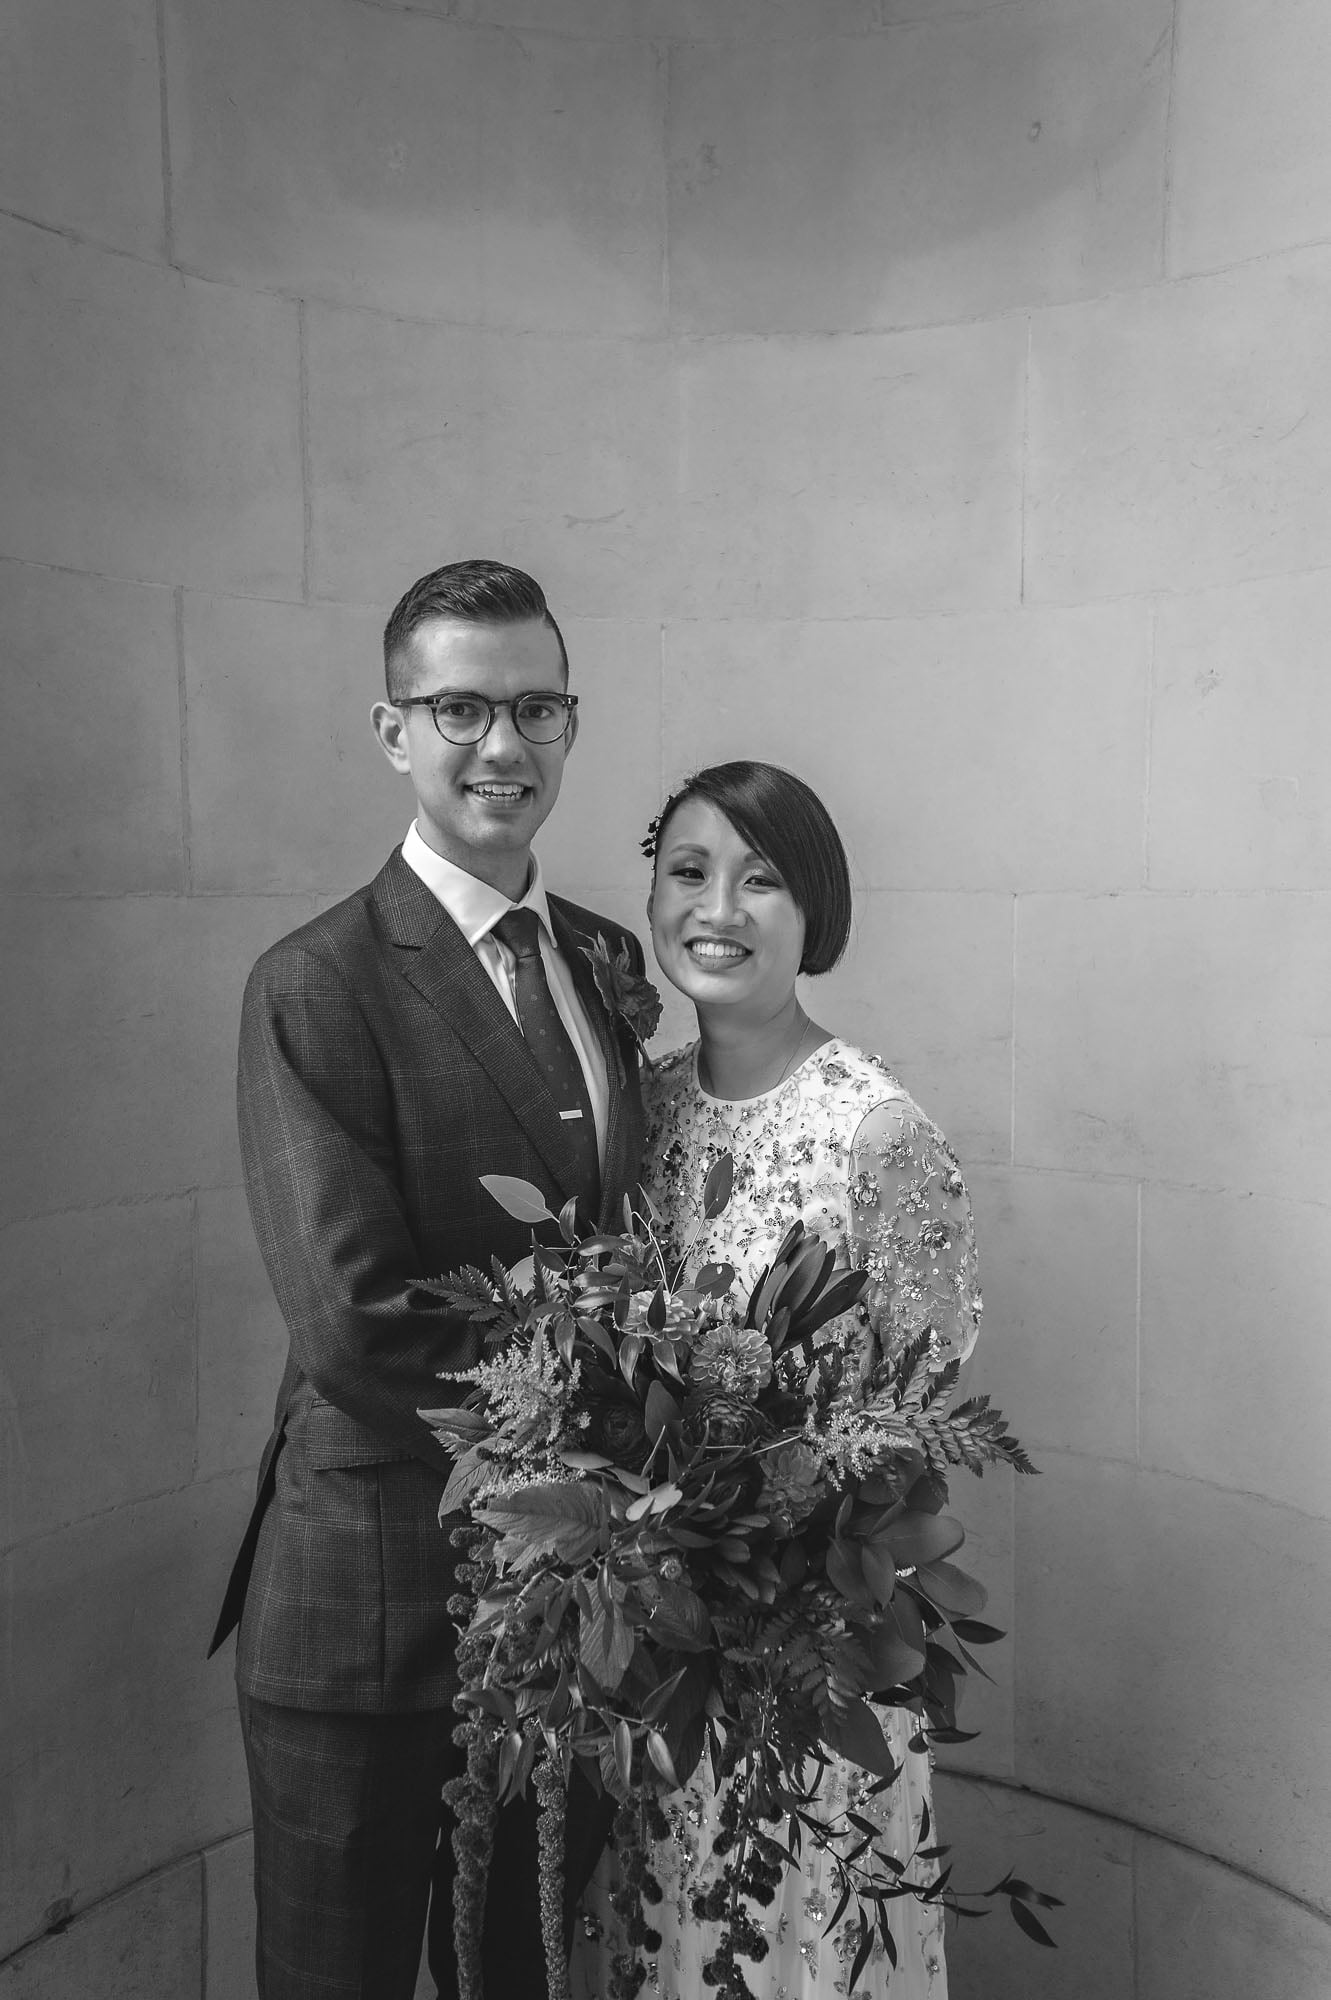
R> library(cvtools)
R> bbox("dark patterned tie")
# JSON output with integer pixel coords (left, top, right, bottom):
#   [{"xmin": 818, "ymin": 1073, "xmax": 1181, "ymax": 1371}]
[{"xmin": 492, "ymin": 907, "xmax": 601, "ymax": 1219}]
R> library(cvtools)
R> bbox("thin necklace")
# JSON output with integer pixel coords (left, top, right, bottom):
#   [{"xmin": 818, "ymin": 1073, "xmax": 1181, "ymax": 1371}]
[{"xmin": 701, "ymin": 1006, "xmax": 809, "ymax": 1099}]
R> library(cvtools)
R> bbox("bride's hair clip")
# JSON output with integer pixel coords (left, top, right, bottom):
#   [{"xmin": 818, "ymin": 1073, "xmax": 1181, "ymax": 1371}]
[{"xmin": 640, "ymin": 809, "xmax": 666, "ymax": 860}]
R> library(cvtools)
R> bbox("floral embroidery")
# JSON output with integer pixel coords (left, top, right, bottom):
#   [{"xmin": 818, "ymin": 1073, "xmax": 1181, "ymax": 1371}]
[{"xmin": 569, "ymin": 1037, "xmax": 977, "ymax": 2000}]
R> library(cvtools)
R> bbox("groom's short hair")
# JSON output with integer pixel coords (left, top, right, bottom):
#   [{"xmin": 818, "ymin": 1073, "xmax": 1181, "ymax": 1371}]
[{"xmin": 383, "ymin": 559, "xmax": 569, "ymax": 698}]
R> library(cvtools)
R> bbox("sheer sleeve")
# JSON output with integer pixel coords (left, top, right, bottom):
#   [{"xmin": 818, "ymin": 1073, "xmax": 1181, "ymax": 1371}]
[{"xmin": 845, "ymin": 1097, "xmax": 981, "ymax": 1370}]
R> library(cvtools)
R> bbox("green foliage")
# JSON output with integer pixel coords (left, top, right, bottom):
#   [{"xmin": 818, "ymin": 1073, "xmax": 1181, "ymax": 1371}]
[{"xmin": 425, "ymin": 1159, "xmax": 1052, "ymax": 2000}]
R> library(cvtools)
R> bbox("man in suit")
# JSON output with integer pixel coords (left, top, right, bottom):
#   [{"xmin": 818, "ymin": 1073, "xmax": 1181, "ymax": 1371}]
[{"xmin": 209, "ymin": 559, "xmax": 647, "ymax": 1999}]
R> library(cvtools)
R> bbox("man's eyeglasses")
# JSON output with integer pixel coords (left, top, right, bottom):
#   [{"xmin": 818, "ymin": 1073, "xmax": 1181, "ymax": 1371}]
[{"xmin": 396, "ymin": 691, "xmax": 578, "ymax": 746}]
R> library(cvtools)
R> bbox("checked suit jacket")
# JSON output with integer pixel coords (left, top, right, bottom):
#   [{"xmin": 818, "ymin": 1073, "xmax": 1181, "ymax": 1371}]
[{"xmin": 210, "ymin": 847, "xmax": 647, "ymax": 1712}]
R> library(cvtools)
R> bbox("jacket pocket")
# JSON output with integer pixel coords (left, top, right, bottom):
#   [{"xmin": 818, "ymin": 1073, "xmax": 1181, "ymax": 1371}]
[{"xmin": 302, "ymin": 1399, "xmax": 418, "ymax": 1471}]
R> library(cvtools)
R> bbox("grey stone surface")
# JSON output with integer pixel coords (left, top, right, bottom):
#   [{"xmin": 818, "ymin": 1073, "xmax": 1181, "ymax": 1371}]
[
  {"xmin": 305, "ymin": 305, "xmax": 673, "ymax": 619},
  {"xmin": 0, "ymin": 218, "xmax": 302, "ymax": 597},
  {"xmin": 1141, "ymin": 1185, "xmax": 1331, "ymax": 1518},
  {"xmin": 1026, "ymin": 247, "xmax": 1331, "ymax": 603},
  {"xmin": 1015, "ymin": 1456, "xmax": 1331, "ymax": 1911},
  {"xmin": 0, "ymin": 0, "xmax": 165, "ymax": 259},
  {"xmin": 0, "ymin": 562, "xmax": 183, "ymax": 895},
  {"xmin": 1169, "ymin": 0, "xmax": 1331, "ymax": 278},
  {"xmin": 1, "ymin": 1199, "xmax": 195, "ymax": 1546},
  {"xmin": 672, "ymin": 318, "xmax": 1025, "ymax": 620},
  {"xmin": 0, "ymin": 896, "xmax": 328, "ymax": 1224},
  {"xmin": 936, "ymin": 1776, "xmax": 1134, "ymax": 2000},
  {"xmin": 3, "ymin": 1480, "xmax": 252, "ymax": 1958},
  {"xmin": 662, "ymin": 602, "xmax": 1150, "ymax": 892},
  {"xmin": 167, "ymin": 0, "xmax": 666, "ymax": 332},
  {"xmin": 1137, "ymin": 1835, "xmax": 1331, "ymax": 2000},
  {"xmin": 184, "ymin": 593, "xmax": 402, "ymax": 894},
  {"xmin": 968, "ymin": 1167, "xmax": 1140, "ymax": 1463},
  {"xmin": 0, "ymin": 1861, "xmax": 202, "ymax": 1999},
  {"xmin": 667, "ymin": 0, "xmax": 1170, "ymax": 333},
  {"xmin": 1150, "ymin": 571, "xmax": 1331, "ymax": 890},
  {"xmin": 1013, "ymin": 891, "xmax": 1331, "ymax": 1201}
]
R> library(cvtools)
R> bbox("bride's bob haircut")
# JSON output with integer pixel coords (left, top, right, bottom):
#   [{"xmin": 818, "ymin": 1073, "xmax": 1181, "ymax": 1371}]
[{"xmin": 649, "ymin": 760, "xmax": 852, "ymax": 976}]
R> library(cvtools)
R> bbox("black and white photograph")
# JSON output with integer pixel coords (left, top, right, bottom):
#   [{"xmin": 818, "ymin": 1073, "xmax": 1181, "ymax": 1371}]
[{"xmin": 2, "ymin": 3, "xmax": 1329, "ymax": 1997}]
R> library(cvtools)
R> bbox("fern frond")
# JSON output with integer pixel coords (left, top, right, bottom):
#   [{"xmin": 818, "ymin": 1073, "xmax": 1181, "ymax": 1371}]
[{"xmin": 906, "ymin": 1398, "xmax": 1037, "ymax": 1478}]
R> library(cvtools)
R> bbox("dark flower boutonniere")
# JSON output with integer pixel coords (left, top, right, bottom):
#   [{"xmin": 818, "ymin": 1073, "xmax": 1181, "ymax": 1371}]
[{"xmin": 581, "ymin": 933, "xmax": 663, "ymax": 1071}]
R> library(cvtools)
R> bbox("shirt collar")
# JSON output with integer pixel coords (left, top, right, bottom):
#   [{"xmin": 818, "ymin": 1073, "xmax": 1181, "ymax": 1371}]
[{"xmin": 401, "ymin": 821, "xmax": 556, "ymax": 946}]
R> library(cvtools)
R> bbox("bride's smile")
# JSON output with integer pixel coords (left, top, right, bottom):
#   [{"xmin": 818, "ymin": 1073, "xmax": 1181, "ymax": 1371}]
[{"xmin": 649, "ymin": 796, "xmax": 807, "ymax": 1015}]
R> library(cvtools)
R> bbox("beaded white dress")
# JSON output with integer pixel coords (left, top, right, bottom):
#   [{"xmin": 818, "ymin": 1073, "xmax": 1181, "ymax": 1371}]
[{"xmin": 570, "ymin": 1039, "xmax": 982, "ymax": 2000}]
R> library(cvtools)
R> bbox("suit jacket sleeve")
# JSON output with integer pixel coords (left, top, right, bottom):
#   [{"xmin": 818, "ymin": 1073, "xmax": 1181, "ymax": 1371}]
[{"xmin": 238, "ymin": 941, "xmax": 477, "ymax": 1470}]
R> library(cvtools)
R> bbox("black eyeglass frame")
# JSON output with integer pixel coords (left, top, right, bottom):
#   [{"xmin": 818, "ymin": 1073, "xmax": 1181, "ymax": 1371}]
[{"xmin": 395, "ymin": 690, "xmax": 579, "ymax": 745}]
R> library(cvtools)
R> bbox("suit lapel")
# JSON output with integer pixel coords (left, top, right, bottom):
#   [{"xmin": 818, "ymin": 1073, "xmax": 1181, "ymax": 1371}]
[
  {"xmin": 371, "ymin": 853, "xmax": 581, "ymax": 1196},
  {"xmin": 549, "ymin": 901, "xmax": 647, "ymax": 1228}
]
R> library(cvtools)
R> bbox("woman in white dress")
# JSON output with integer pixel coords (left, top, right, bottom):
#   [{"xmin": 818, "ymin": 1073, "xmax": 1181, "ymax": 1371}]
[{"xmin": 571, "ymin": 762, "xmax": 982, "ymax": 2000}]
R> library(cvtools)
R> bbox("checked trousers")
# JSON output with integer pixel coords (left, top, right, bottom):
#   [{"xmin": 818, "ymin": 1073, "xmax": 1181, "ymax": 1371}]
[{"xmin": 240, "ymin": 1694, "xmax": 613, "ymax": 2000}]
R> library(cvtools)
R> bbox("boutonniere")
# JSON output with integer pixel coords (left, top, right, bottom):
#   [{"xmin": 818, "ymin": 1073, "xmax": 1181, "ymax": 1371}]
[{"xmin": 581, "ymin": 933, "xmax": 662, "ymax": 1071}]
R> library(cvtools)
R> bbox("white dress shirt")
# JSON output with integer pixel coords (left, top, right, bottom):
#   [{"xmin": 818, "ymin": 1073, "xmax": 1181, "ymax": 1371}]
[{"xmin": 401, "ymin": 821, "xmax": 610, "ymax": 1164}]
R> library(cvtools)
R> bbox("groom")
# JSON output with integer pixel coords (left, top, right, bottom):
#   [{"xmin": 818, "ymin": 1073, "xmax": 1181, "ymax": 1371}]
[{"xmin": 210, "ymin": 560, "xmax": 647, "ymax": 1999}]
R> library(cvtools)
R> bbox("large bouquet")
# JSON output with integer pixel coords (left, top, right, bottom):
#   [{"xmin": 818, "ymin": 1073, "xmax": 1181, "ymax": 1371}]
[{"xmin": 420, "ymin": 1160, "xmax": 1054, "ymax": 2000}]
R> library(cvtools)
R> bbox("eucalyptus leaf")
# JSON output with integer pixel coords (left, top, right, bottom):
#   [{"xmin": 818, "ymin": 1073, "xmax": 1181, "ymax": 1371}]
[
  {"xmin": 645, "ymin": 1728, "xmax": 678, "ymax": 1786},
  {"xmin": 915, "ymin": 1557, "xmax": 987, "ymax": 1619},
  {"xmin": 613, "ymin": 1718, "xmax": 633, "ymax": 1791},
  {"xmin": 479, "ymin": 1174, "xmax": 557, "ymax": 1225},
  {"xmin": 701, "ymin": 1150, "xmax": 734, "ymax": 1220},
  {"xmin": 821, "ymin": 1696, "xmax": 898, "ymax": 1778},
  {"xmin": 643, "ymin": 1380, "xmax": 682, "ymax": 1445}
]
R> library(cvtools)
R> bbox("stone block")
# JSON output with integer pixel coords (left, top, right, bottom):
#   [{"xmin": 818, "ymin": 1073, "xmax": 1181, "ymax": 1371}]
[
  {"xmin": 1150, "ymin": 572, "xmax": 1331, "ymax": 890},
  {"xmin": 1026, "ymin": 247, "xmax": 1331, "ymax": 602},
  {"xmin": 0, "ymin": 1199, "xmax": 195, "ymax": 1547},
  {"xmin": 0, "ymin": 894, "xmax": 328, "ymax": 1226},
  {"xmin": 167, "ymin": 0, "xmax": 665, "ymax": 334},
  {"xmin": 0, "ymin": 562, "xmax": 183, "ymax": 895},
  {"xmin": 196, "ymin": 1187, "xmax": 286, "ymax": 1483},
  {"xmin": 1, "ymin": 1476, "xmax": 253, "ymax": 1957},
  {"xmin": 1169, "ymin": 0, "xmax": 1331, "ymax": 277},
  {"xmin": 0, "ymin": 1859, "xmax": 202, "ymax": 1997},
  {"xmin": 810, "ymin": 891, "xmax": 1014, "ymax": 1167},
  {"xmin": 305, "ymin": 305, "xmax": 673, "ymax": 619},
  {"xmin": 1141, "ymin": 1186, "xmax": 1331, "ymax": 1518},
  {"xmin": 184, "ymin": 594, "xmax": 406, "ymax": 894},
  {"xmin": 668, "ymin": 0, "xmax": 1169, "ymax": 334},
  {"xmin": 662, "ymin": 603, "xmax": 1149, "ymax": 891},
  {"xmin": 935, "ymin": 1776, "xmax": 1133, "ymax": 2000},
  {"xmin": 672, "ymin": 319, "xmax": 1024, "ymax": 620},
  {"xmin": 203, "ymin": 1833, "xmax": 254, "ymax": 2000},
  {"xmin": 527, "ymin": 620, "xmax": 661, "ymax": 894},
  {"xmin": 1014, "ymin": 1455, "xmax": 1331, "ymax": 1909},
  {"xmin": 0, "ymin": 218, "xmax": 302, "ymax": 597},
  {"xmin": 1013, "ymin": 893, "xmax": 1331, "ymax": 1202},
  {"xmin": 457, "ymin": 0, "xmax": 878, "ymax": 35},
  {"xmin": 0, "ymin": 0, "xmax": 164, "ymax": 259},
  {"xmin": 966, "ymin": 1166, "xmax": 1138, "ymax": 1461},
  {"xmin": 1137, "ymin": 1835, "xmax": 1331, "ymax": 2000}
]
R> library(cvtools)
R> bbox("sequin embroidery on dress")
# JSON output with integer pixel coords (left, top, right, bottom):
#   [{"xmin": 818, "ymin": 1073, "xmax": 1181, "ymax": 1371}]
[{"xmin": 569, "ymin": 1039, "xmax": 982, "ymax": 2000}]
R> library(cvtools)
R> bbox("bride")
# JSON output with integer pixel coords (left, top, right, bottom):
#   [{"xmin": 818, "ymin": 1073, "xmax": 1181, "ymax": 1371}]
[{"xmin": 570, "ymin": 760, "xmax": 982, "ymax": 2000}]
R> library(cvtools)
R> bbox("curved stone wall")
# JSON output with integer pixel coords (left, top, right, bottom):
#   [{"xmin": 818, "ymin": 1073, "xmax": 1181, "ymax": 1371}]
[{"xmin": 3, "ymin": 2, "xmax": 1329, "ymax": 1992}]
